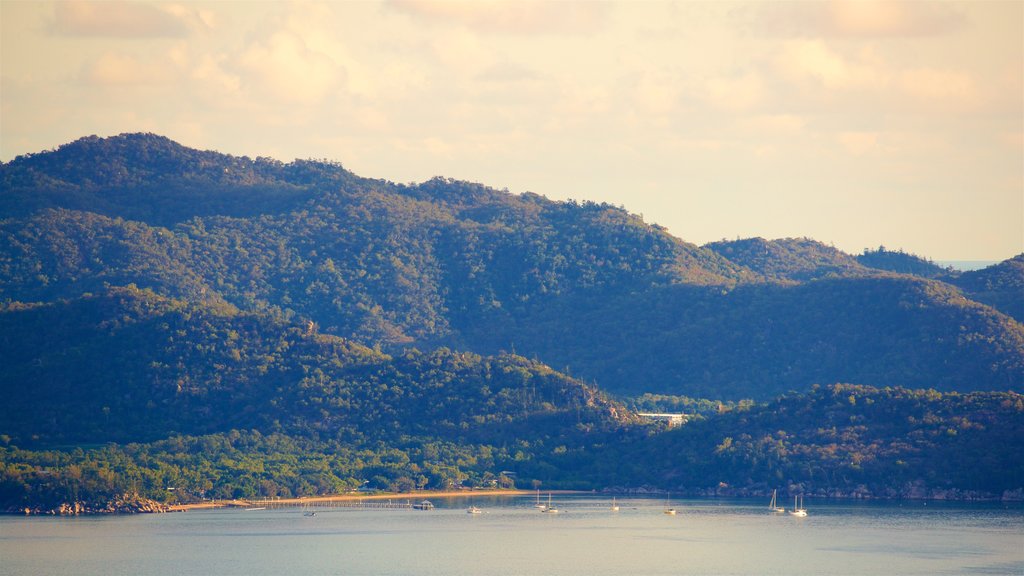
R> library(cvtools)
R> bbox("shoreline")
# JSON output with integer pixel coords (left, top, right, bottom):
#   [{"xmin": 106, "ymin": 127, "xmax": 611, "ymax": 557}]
[{"xmin": 167, "ymin": 489, "xmax": 567, "ymax": 512}]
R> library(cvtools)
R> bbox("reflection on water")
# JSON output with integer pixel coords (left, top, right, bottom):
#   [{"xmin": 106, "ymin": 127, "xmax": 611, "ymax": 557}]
[{"xmin": 1, "ymin": 496, "xmax": 1022, "ymax": 576}]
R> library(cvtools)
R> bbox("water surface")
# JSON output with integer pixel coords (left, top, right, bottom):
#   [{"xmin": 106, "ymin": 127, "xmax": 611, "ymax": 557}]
[{"xmin": 2, "ymin": 496, "xmax": 1021, "ymax": 576}]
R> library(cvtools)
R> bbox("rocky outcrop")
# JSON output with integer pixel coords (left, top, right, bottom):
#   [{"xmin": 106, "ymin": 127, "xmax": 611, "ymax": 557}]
[{"xmin": 11, "ymin": 493, "xmax": 169, "ymax": 515}]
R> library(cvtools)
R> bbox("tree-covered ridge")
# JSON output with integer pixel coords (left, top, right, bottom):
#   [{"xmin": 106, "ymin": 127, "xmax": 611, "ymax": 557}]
[
  {"xmin": 1, "ymin": 133, "xmax": 1021, "ymax": 401},
  {"xmin": 0, "ymin": 285, "xmax": 629, "ymax": 447},
  {"xmin": 705, "ymin": 237, "xmax": 868, "ymax": 281},
  {"xmin": 559, "ymin": 384, "xmax": 1024, "ymax": 498},
  {"xmin": 463, "ymin": 276, "xmax": 1024, "ymax": 398},
  {"xmin": 856, "ymin": 246, "xmax": 954, "ymax": 279},
  {"xmin": 952, "ymin": 254, "xmax": 1024, "ymax": 322},
  {"xmin": 1, "ymin": 133, "xmax": 284, "ymax": 189},
  {"xmin": 2, "ymin": 385, "xmax": 1020, "ymax": 513},
  {"xmin": 0, "ymin": 133, "xmax": 1021, "ymax": 512}
]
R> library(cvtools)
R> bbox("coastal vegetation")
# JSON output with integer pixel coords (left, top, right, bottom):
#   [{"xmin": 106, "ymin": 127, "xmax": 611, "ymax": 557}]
[{"xmin": 1, "ymin": 134, "xmax": 1021, "ymax": 513}]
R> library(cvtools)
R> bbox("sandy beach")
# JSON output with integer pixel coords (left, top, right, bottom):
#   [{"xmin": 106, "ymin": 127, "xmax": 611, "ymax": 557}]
[{"xmin": 166, "ymin": 489, "xmax": 555, "ymax": 512}]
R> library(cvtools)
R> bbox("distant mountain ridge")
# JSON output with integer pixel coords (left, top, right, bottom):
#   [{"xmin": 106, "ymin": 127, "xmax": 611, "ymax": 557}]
[
  {"xmin": 1, "ymin": 133, "xmax": 1022, "ymax": 510},
  {"xmin": 2, "ymin": 133, "xmax": 1021, "ymax": 404}
]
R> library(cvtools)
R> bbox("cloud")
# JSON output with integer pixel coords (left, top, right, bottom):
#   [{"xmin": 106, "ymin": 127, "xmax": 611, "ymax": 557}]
[
  {"xmin": 775, "ymin": 40, "xmax": 885, "ymax": 90},
  {"xmin": 746, "ymin": 0, "xmax": 966, "ymax": 38},
  {"xmin": 836, "ymin": 131, "xmax": 879, "ymax": 155},
  {"xmin": 51, "ymin": 1, "xmax": 194, "ymax": 38},
  {"xmin": 475, "ymin": 62, "xmax": 541, "ymax": 84},
  {"xmin": 900, "ymin": 68, "xmax": 981, "ymax": 107},
  {"xmin": 704, "ymin": 72, "xmax": 764, "ymax": 111},
  {"xmin": 82, "ymin": 51, "xmax": 162, "ymax": 85},
  {"xmin": 235, "ymin": 29, "xmax": 342, "ymax": 105},
  {"xmin": 827, "ymin": 1, "xmax": 965, "ymax": 37},
  {"xmin": 387, "ymin": 0, "xmax": 607, "ymax": 34},
  {"xmin": 738, "ymin": 114, "xmax": 807, "ymax": 134}
]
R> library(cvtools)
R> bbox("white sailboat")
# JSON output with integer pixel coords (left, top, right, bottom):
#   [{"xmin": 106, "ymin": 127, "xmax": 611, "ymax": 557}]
[
  {"xmin": 611, "ymin": 497, "xmax": 619, "ymax": 512},
  {"xmin": 789, "ymin": 495, "xmax": 807, "ymax": 517},
  {"xmin": 663, "ymin": 493, "xmax": 676, "ymax": 515},
  {"xmin": 541, "ymin": 493, "xmax": 560, "ymax": 514},
  {"xmin": 768, "ymin": 489, "xmax": 785, "ymax": 513},
  {"xmin": 535, "ymin": 489, "xmax": 547, "ymax": 510}
]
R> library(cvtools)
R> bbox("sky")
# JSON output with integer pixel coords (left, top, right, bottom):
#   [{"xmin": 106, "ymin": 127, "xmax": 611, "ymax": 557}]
[{"xmin": 1, "ymin": 1, "xmax": 1021, "ymax": 261}]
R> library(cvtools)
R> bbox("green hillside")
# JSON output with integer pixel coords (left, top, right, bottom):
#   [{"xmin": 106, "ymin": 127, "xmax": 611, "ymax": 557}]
[
  {"xmin": 0, "ymin": 286, "xmax": 627, "ymax": 447},
  {"xmin": 952, "ymin": 255, "xmax": 1024, "ymax": 322},
  {"xmin": 705, "ymin": 237, "xmax": 867, "ymax": 281},
  {"xmin": 561, "ymin": 384, "xmax": 1024, "ymax": 498},
  {"xmin": 856, "ymin": 246, "xmax": 954, "ymax": 278},
  {"xmin": 1, "ymin": 134, "xmax": 1021, "ymax": 512},
  {"xmin": 464, "ymin": 276, "xmax": 1024, "ymax": 398},
  {"xmin": 2, "ymin": 134, "xmax": 1020, "ymax": 401}
]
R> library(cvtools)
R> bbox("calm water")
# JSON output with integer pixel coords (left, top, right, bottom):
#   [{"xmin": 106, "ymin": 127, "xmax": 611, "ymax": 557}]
[{"xmin": 1, "ymin": 496, "xmax": 1022, "ymax": 576}]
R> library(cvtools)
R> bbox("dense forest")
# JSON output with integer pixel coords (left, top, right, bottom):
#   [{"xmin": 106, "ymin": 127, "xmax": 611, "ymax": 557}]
[
  {"xmin": 1, "ymin": 133, "xmax": 1021, "ymax": 512},
  {"xmin": 3, "ymin": 385, "xmax": 1021, "ymax": 513}
]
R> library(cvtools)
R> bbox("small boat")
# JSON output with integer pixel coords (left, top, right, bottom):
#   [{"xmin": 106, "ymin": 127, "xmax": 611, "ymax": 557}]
[
  {"xmin": 768, "ymin": 489, "xmax": 785, "ymax": 513},
  {"xmin": 541, "ymin": 493, "xmax": 559, "ymax": 514},
  {"xmin": 611, "ymin": 497, "xmax": 619, "ymax": 512},
  {"xmin": 789, "ymin": 495, "xmax": 807, "ymax": 517},
  {"xmin": 244, "ymin": 507, "xmax": 266, "ymax": 511},
  {"xmin": 535, "ymin": 489, "xmax": 547, "ymax": 510},
  {"xmin": 663, "ymin": 494, "xmax": 676, "ymax": 515},
  {"xmin": 467, "ymin": 506, "xmax": 482, "ymax": 514}
]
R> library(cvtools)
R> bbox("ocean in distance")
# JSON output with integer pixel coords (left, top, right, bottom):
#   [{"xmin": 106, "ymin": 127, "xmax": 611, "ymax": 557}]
[{"xmin": 2, "ymin": 495, "xmax": 1022, "ymax": 576}]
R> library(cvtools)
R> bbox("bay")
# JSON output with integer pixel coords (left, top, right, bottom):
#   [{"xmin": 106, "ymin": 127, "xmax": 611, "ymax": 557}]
[{"xmin": 1, "ymin": 495, "xmax": 1022, "ymax": 576}]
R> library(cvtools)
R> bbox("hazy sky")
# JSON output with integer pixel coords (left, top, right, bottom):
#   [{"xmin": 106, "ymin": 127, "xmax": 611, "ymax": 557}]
[{"xmin": 2, "ymin": 1, "xmax": 1021, "ymax": 260}]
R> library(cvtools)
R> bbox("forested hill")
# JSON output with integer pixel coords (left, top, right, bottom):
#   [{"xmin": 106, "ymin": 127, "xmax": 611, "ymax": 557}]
[
  {"xmin": 2, "ymin": 133, "xmax": 1022, "ymax": 402},
  {"xmin": 704, "ymin": 237, "xmax": 867, "ymax": 281},
  {"xmin": 951, "ymin": 255, "xmax": 1024, "ymax": 323},
  {"xmin": 0, "ymin": 285, "xmax": 628, "ymax": 447},
  {"xmin": 1, "ymin": 133, "xmax": 1022, "ymax": 512}
]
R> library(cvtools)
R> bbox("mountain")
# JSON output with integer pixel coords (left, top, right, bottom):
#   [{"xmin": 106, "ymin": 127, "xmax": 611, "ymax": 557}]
[
  {"xmin": 1, "ymin": 133, "xmax": 1022, "ymax": 510},
  {"xmin": 704, "ymin": 237, "xmax": 867, "ymax": 281},
  {"xmin": 951, "ymin": 255, "xmax": 1024, "ymax": 323},
  {"xmin": 2, "ymin": 133, "xmax": 1021, "ymax": 402},
  {"xmin": 464, "ymin": 275, "xmax": 1024, "ymax": 398},
  {"xmin": 561, "ymin": 384, "xmax": 1024, "ymax": 498},
  {"xmin": 0, "ymin": 285, "xmax": 627, "ymax": 447},
  {"xmin": 856, "ymin": 246, "xmax": 954, "ymax": 279}
]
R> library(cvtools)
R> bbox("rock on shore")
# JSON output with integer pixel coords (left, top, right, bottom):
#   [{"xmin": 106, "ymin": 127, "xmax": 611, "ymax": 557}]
[{"xmin": 13, "ymin": 493, "xmax": 169, "ymax": 515}]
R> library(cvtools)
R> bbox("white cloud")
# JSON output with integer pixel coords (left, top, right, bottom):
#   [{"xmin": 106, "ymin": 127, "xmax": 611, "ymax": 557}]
[
  {"xmin": 776, "ymin": 40, "xmax": 885, "ymax": 90},
  {"xmin": 81, "ymin": 51, "xmax": 163, "ymax": 85},
  {"xmin": 704, "ymin": 72, "xmax": 765, "ymax": 112},
  {"xmin": 235, "ymin": 30, "xmax": 342, "ymax": 105},
  {"xmin": 827, "ymin": 1, "xmax": 965, "ymax": 38},
  {"xmin": 836, "ymin": 131, "xmax": 879, "ymax": 156},
  {"xmin": 900, "ymin": 68, "xmax": 981, "ymax": 108},
  {"xmin": 52, "ymin": 1, "xmax": 191, "ymax": 38},
  {"xmin": 738, "ymin": 114, "xmax": 806, "ymax": 134},
  {"xmin": 387, "ymin": 0, "xmax": 607, "ymax": 35},
  {"xmin": 745, "ymin": 0, "xmax": 966, "ymax": 38}
]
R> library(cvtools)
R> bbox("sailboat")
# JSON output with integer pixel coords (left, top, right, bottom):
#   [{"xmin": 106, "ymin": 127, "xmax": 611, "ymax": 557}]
[
  {"xmin": 541, "ymin": 493, "xmax": 560, "ymax": 514},
  {"xmin": 663, "ymin": 493, "xmax": 676, "ymax": 515},
  {"xmin": 789, "ymin": 495, "xmax": 807, "ymax": 517},
  {"xmin": 768, "ymin": 489, "xmax": 785, "ymax": 513},
  {"xmin": 611, "ymin": 497, "xmax": 619, "ymax": 512},
  {"xmin": 535, "ymin": 489, "xmax": 547, "ymax": 510}
]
